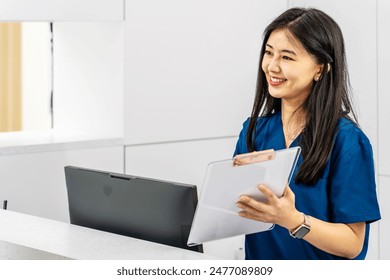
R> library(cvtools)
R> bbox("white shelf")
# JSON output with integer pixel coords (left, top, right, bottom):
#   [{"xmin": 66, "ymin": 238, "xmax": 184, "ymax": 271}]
[{"xmin": 0, "ymin": 130, "xmax": 123, "ymax": 155}]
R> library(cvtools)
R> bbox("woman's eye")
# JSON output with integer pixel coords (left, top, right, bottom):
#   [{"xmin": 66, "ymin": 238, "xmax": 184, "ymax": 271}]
[
  {"xmin": 264, "ymin": 50, "xmax": 272, "ymax": 56},
  {"xmin": 283, "ymin": 56, "xmax": 293, "ymax": 61}
]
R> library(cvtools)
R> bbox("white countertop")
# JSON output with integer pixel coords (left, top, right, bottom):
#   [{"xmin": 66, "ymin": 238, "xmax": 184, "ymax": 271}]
[{"xmin": 0, "ymin": 210, "xmax": 216, "ymax": 260}]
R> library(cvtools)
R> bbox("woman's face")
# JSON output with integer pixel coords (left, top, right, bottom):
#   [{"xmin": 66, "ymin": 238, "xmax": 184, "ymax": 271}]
[{"xmin": 262, "ymin": 29, "xmax": 323, "ymax": 105}]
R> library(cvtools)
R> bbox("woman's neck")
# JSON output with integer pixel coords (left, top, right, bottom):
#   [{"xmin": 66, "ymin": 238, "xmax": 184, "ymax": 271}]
[{"xmin": 281, "ymin": 101, "xmax": 306, "ymax": 148}]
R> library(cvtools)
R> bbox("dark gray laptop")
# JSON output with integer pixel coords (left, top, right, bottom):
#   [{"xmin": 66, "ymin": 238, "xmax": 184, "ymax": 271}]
[{"xmin": 64, "ymin": 165, "xmax": 203, "ymax": 253}]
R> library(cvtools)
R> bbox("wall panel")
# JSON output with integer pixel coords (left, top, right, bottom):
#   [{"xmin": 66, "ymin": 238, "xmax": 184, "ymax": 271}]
[
  {"xmin": 124, "ymin": 0, "xmax": 287, "ymax": 145},
  {"xmin": 0, "ymin": 146, "xmax": 123, "ymax": 222},
  {"xmin": 378, "ymin": 0, "xmax": 390, "ymax": 176},
  {"xmin": 125, "ymin": 137, "xmax": 237, "ymax": 193},
  {"xmin": 379, "ymin": 176, "xmax": 390, "ymax": 259},
  {"xmin": 53, "ymin": 22, "xmax": 124, "ymax": 138}
]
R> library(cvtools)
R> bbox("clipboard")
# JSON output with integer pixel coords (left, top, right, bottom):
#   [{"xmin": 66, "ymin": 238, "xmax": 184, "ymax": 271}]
[{"xmin": 187, "ymin": 146, "xmax": 301, "ymax": 247}]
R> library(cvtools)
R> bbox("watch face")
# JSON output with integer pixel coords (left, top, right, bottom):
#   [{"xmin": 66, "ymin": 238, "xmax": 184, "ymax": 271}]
[{"xmin": 294, "ymin": 226, "xmax": 310, "ymax": 239}]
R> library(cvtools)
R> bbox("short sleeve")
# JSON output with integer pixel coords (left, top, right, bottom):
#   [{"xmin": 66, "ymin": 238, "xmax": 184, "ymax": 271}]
[
  {"xmin": 329, "ymin": 127, "xmax": 381, "ymax": 224},
  {"xmin": 233, "ymin": 118, "xmax": 250, "ymax": 157}
]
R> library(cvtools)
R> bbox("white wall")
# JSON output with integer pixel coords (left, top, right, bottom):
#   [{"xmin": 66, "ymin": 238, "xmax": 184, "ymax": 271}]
[
  {"xmin": 379, "ymin": 177, "xmax": 390, "ymax": 259},
  {"xmin": 124, "ymin": 0, "xmax": 287, "ymax": 144},
  {"xmin": 53, "ymin": 22, "xmax": 124, "ymax": 138},
  {"xmin": 22, "ymin": 22, "xmax": 52, "ymax": 131},
  {"xmin": 378, "ymin": 0, "xmax": 390, "ymax": 260},
  {"xmin": 378, "ymin": 0, "xmax": 390, "ymax": 176}
]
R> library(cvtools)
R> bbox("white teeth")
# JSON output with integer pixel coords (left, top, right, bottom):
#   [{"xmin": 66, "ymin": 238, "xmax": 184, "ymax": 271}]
[{"xmin": 271, "ymin": 77, "xmax": 285, "ymax": 83}]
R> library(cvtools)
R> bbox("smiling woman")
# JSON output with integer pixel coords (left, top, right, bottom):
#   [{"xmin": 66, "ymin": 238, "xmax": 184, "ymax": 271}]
[
  {"xmin": 0, "ymin": 22, "xmax": 52, "ymax": 133},
  {"xmin": 234, "ymin": 7, "xmax": 381, "ymax": 260}
]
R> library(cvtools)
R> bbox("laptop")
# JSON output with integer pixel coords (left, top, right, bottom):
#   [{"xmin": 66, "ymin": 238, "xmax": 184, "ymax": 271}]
[{"xmin": 64, "ymin": 165, "xmax": 203, "ymax": 253}]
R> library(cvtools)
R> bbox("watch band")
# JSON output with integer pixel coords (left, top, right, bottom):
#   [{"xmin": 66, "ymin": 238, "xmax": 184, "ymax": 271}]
[{"xmin": 289, "ymin": 213, "xmax": 311, "ymax": 239}]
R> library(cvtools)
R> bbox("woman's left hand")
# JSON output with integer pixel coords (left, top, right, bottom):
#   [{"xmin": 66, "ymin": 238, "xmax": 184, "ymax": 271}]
[{"xmin": 236, "ymin": 184, "xmax": 303, "ymax": 230}]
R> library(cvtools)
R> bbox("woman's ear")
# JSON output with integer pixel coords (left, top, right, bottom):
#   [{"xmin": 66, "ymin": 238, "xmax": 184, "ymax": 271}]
[
  {"xmin": 314, "ymin": 63, "xmax": 330, "ymax": 81},
  {"xmin": 314, "ymin": 65, "xmax": 324, "ymax": 81}
]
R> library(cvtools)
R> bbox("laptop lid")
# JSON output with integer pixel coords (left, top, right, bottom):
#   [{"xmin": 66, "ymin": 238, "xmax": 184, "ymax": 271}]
[{"xmin": 64, "ymin": 165, "xmax": 203, "ymax": 253}]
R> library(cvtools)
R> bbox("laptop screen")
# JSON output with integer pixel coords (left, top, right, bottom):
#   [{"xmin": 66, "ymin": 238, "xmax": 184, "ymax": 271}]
[{"xmin": 64, "ymin": 166, "xmax": 203, "ymax": 253}]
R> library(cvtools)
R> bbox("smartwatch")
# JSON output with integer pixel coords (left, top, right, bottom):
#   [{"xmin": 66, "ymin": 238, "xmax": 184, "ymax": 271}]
[{"xmin": 289, "ymin": 213, "xmax": 311, "ymax": 239}]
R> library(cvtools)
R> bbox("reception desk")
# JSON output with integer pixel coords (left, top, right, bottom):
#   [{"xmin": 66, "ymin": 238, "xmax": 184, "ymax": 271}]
[{"xmin": 0, "ymin": 209, "xmax": 217, "ymax": 260}]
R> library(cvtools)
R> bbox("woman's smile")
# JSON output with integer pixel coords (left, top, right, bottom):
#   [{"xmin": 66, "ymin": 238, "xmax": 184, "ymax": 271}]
[{"xmin": 269, "ymin": 76, "xmax": 287, "ymax": 86}]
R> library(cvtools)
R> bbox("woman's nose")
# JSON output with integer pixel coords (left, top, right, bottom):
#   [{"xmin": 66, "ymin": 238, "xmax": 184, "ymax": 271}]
[{"xmin": 267, "ymin": 58, "xmax": 280, "ymax": 73}]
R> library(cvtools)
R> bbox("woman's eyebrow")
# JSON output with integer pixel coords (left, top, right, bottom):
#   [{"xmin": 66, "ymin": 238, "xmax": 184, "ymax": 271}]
[{"xmin": 265, "ymin": 43, "xmax": 297, "ymax": 56}]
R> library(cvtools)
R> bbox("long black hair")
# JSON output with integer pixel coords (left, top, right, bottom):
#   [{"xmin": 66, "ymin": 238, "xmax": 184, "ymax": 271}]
[{"xmin": 246, "ymin": 8, "xmax": 357, "ymax": 185}]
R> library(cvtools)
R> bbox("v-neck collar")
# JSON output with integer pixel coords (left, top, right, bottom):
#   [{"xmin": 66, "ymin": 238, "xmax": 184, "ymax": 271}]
[{"xmin": 276, "ymin": 111, "xmax": 301, "ymax": 149}]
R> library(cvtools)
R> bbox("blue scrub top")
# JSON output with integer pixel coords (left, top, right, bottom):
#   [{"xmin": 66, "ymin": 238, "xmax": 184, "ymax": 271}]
[{"xmin": 234, "ymin": 111, "xmax": 381, "ymax": 260}]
